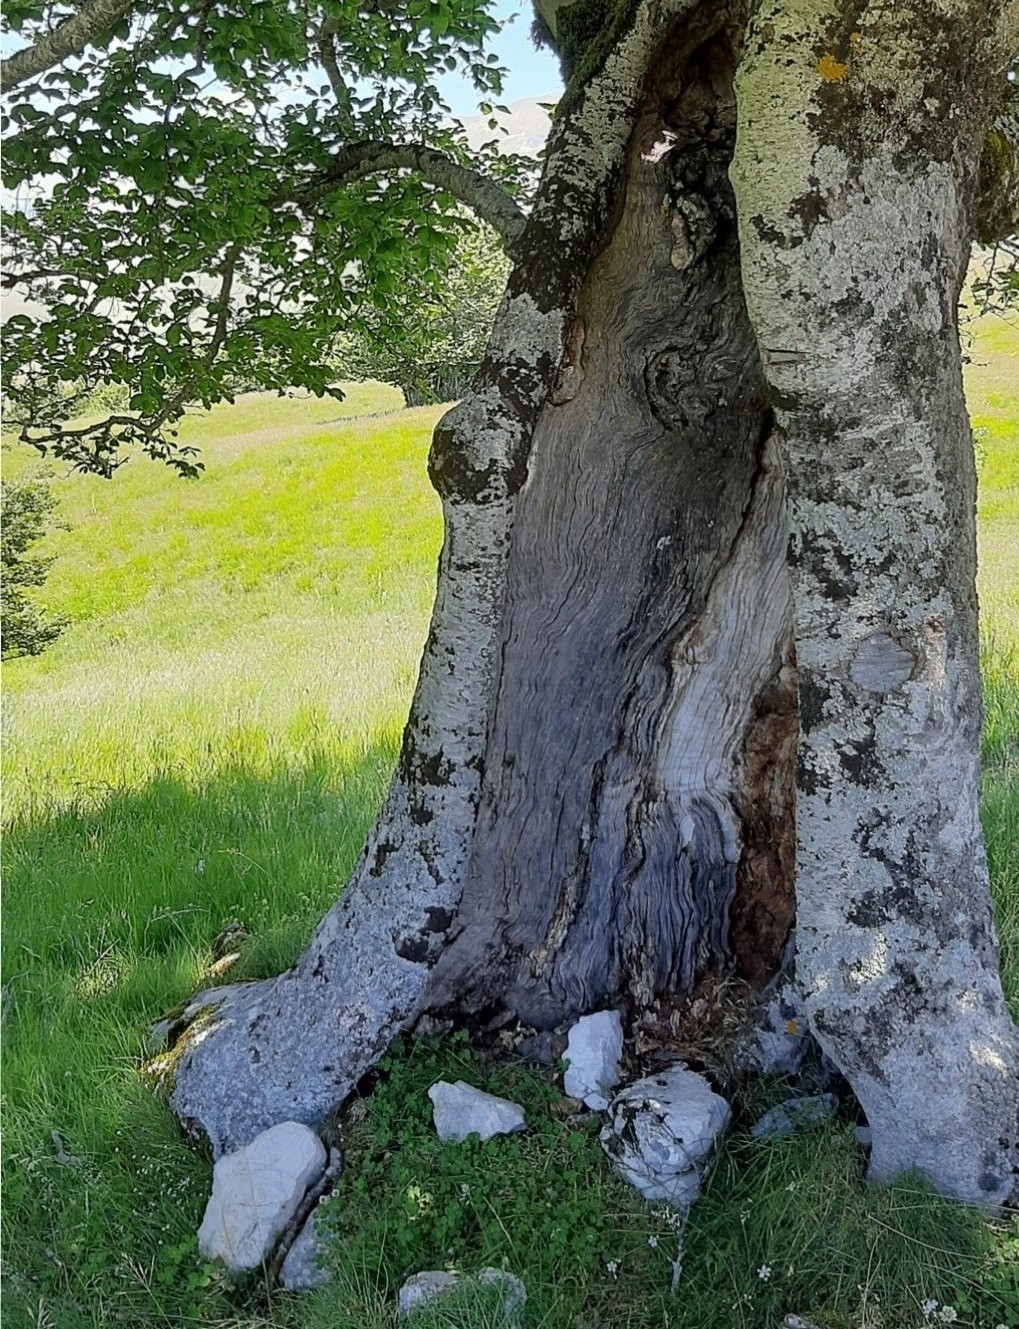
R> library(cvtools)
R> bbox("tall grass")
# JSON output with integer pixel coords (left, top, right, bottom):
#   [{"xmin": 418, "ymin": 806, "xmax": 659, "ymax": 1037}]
[{"xmin": 2, "ymin": 322, "xmax": 1017, "ymax": 1329}]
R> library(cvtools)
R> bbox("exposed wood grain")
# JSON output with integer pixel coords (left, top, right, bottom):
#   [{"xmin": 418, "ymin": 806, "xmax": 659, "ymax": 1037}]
[{"xmin": 428, "ymin": 25, "xmax": 795, "ymax": 1028}]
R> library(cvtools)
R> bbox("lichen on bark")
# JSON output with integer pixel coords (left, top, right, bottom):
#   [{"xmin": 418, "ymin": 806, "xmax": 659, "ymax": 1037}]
[{"xmin": 731, "ymin": 0, "xmax": 1019, "ymax": 1205}]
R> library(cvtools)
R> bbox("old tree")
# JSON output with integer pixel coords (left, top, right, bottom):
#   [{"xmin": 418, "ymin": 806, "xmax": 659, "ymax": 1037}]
[{"xmin": 3, "ymin": 0, "xmax": 1018, "ymax": 1204}]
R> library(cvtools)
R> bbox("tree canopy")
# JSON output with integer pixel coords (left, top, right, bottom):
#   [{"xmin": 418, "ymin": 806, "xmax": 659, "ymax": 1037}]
[
  {"xmin": 1, "ymin": 0, "xmax": 533, "ymax": 473},
  {"xmin": 4, "ymin": 4, "xmax": 1016, "ymax": 478}
]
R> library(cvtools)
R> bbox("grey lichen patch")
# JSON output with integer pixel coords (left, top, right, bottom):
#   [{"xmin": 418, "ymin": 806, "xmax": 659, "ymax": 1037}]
[
  {"xmin": 803, "ymin": 4, "xmax": 1006, "ymax": 173},
  {"xmin": 848, "ymin": 633, "xmax": 916, "ymax": 694}
]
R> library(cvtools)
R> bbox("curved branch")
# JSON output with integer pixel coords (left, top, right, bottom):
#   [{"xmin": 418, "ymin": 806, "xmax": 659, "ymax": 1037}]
[
  {"xmin": 1, "ymin": 0, "xmax": 137, "ymax": 91},
  {"xmin": 292, "ymin": 142, "xmax": 528, "ymax": 251}
]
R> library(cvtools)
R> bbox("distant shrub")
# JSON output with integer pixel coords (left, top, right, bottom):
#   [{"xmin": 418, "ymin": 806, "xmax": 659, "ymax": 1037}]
[
  {"xmin": 337, "ymin": 223, "xmax": 509, "ymax": 405},
  {"xmin": 1, "ymin": 474, "xmax": 66, "ymax": 658}
]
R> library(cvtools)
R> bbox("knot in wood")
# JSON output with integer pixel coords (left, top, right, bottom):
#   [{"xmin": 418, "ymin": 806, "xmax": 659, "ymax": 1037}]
[
  {"xmin": 667, "ymin": 192, "xmax": 716, "ymax": 271},
  {"xmin": 848, "ymin": 633, "xmax": 916, "ymax": 694}
]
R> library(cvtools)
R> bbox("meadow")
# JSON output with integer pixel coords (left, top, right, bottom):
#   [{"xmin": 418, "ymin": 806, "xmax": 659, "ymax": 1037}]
[{"xmin": 2, "ymin": 320, "xmax": 1017, "ymax": 1329}]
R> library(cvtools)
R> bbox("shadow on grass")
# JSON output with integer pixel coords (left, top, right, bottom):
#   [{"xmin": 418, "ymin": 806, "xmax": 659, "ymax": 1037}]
[
  {"xmin": 3, "ymin": 671, "xmax": 1018, "ymax": 1329},
  {"xmin": 2, "ymin": 736, "xmax": 399, "ymax": 981},
  {"xmin": 1, "ymin": 738, "xmax": 400, "ymax": 1327}
]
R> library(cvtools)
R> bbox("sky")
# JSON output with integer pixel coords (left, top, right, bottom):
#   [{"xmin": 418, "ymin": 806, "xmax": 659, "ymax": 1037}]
[
  {"xmin": 0, "ymin": 2, "xmax": 563, "ymax": 120},
  {"xmin": 435, "ymin": 1, "xmax": 563, "ymax": 116}
]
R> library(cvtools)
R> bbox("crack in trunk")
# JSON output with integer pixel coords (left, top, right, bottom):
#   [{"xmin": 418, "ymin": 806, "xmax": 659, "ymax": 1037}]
[{"xmin": 425, "ymin": 19, "xmax": 795, "ymax": 1029}]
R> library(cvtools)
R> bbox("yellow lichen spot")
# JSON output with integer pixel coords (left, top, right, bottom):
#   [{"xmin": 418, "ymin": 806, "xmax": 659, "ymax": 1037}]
[
  {"xmin": 817, "ymin": 52, "xmax": 848, "ymax": 82},
  {"xmin": 786, "ymin": 1020, "xmax": 799, "ymax": 1035},
  {"xmin": 848, "ymin": 31, "xmax": 861, "ymax": 43}
]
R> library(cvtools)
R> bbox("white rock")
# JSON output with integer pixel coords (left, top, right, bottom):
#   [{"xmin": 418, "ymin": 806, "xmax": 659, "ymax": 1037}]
[
  {"xmin": 428, "ymin": 1081, "xmax": 526, "ymax": 1142},
  {"xmin": 476, "ymin": 1267, "xmax": 526, "ymax": 1315},
  {"xmin": 398, "ymin": 1270, "xmax": 459, "ymax": 1316},
  {"xmin": 279, "ymin": 1209, "xmax": 329, "ymax": 1291},
  {"xmin": 397, "ymin": 1267, "xmax": 526, "ymax": 1320},
  {"xmin": 279, "ymin": 1144, "xmax": 341, "ymax": 1290},
  {"xmin": 600, "ymin": 1065, "xmax": 730, "ymax": 1208},
  {"xmin": 563, "ymin": 1010, "xmax": 624, "ymax": 1110},
  {"xmin": 197, "ymin": 1122, "xmax": 326, "ymax": 1271}
]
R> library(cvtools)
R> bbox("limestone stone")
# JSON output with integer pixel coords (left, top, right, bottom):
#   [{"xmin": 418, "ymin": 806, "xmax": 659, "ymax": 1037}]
[
  {"xmin": 397, "ymin": 1267, "xmax": 526, "ymax": 1320},
  {"xmin": 398, "ymin": 1270, "xmax": 459, "ymax": 1316},
  {"xmin": 750, "ymin": 1094, "xmax": 837, "ymax": 1140},
  {"xmin": 279, "ymin": 1209, "xmax": 328, "ymax": 1291},
  {"xmin": 563, "ymin": 1010, "xmax": 624, "ymax": 1110},
  {"xmin": 278, "ymin": 1143, "xmax": 340, "ymax": 1290},
  {"xmin": 428, "ymin": 1081, "xmax": 525, "ymax": 1142},
  {"xmin": 197, "ymin": 1122, "xmax": 326, "ymax": 1271},
  {"xmin": 600, "ymin": 1065, "xmax": 729, "ymax": 1208}
]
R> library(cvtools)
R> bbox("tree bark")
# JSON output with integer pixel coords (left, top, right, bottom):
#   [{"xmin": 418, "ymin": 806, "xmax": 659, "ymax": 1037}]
[{"xmin": 730, "ymin": 0, "xmax": 1019, "ymax": 1205}]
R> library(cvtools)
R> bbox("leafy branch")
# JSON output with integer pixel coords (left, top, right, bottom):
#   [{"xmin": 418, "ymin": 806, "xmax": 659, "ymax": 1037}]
[
  {"xmin": 292, "ymin": 141, "xmax": 528, "ymax": 251},
  {"xmin": 10, "ymin": 245, "xmax": 241, "ymax": 477}
]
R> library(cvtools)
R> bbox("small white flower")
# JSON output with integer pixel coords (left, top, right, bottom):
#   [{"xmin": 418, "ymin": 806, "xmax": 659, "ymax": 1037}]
[
  {"xmin": 605, "ymin": 1259, "xmax": 619, "ymax": 1278},
  {"xmin": 757, "ymin": 1265, "xmax": 772, "ymax": 1281},
  {"xmin": 647, "ymin": 1235, "xmax": 658, "ymax": 1249},
  {"xmin": 195, "ymin": 859, "xmax": 206, "ymax": 874},
  {"xmin": 937, "ymin": 1310, "xmax": 957, "ymax": 1325},
  {"xmin": 921, "ymin": 1300, "xmax": 939, "ymax": 1319}
]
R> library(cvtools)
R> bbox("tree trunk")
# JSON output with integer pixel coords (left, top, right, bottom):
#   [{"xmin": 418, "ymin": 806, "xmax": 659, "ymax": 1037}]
[
  {"xmin": 170, "ymin": 0, "xmax": 740, "ymax": 1156},
  {"xmin": 169, "ymin": 0, "xmax": 1018, "ymax": 1205},
  {"xmin": 730, "ymin": 0, "xmax": 1019, "ymax": 1205}
]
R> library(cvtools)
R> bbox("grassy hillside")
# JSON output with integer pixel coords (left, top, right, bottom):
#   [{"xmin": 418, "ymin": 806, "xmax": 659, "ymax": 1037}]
[
  {"xmin": 2, "ymin": 323, "xmax": 1017, "ymax": 1329},
  {"xmin": 967, "ymin": 317, "xmax": 1019, "ymax": 1016}
]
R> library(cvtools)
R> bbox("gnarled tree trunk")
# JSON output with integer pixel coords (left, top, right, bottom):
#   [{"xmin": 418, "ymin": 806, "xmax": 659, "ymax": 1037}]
[{"xmin": 170, "ymin": 0, "xmax": 1018, "ymax": 1206}]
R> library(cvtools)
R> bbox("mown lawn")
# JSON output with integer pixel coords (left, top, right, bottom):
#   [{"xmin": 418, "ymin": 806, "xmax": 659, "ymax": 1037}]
[{"xmin": 2, "ymin": 327, "xmax": 1018, "ymax": 1329}]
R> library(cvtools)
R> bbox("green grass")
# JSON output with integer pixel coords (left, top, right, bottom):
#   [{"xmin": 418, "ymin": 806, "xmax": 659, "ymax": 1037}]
[{"xmin": 2, "ymin": 320, "xmax": 1018, "ymax": 1329}]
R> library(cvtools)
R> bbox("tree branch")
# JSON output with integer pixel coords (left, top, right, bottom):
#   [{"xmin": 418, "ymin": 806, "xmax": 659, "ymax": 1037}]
[
  {"xmin": 201, "ymin": 243, "xmax": 239, "ymax": 370},
  {"xmin": 14, "ymin": 243, "xmax": 240, "ymax": 477},
  {"xmin": 316, "ymin": 22, "xmax": 355, "ymax": 133},
  {"xmin": 1, "ymin": 0, "xmax": 138, "ymax": 91},
  {"xmin": 292, "ymin": 142, "xmax": 527, "ymax": 251}
]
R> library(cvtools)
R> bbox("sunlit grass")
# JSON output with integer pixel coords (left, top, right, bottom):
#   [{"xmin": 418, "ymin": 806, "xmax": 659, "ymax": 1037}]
[
  {"xmin": 2, "ymin": 315, "xmax": 1017, "ymax": 1329},
  {"xmin": 969, "ymin": 312, "xmax": 1019, "ymax": 641}
]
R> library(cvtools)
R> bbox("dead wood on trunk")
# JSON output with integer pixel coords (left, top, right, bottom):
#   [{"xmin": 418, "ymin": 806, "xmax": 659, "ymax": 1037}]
[{"xmin": 426, "ymin": 21, "xmax": 794, "ymax": 1031}]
